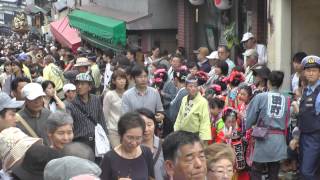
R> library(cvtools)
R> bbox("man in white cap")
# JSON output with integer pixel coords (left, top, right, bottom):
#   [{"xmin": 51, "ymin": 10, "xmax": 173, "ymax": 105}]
[
  {"xmin": 206, "ymin": 51, "xmax": 219, "ymax": 77},
  {"xmin": 241, "ymin": 32, "xmax": 267, "ymax": 65},
  {"xmin": 16, "ymin": 83, "xmax": 51, "ymax": 145},
  {"xmin": 63, "ymin": 83, "xmax": 77, "ymax": 106},
  {"xmin": 243, "ymin": 49, "xmax": 259, "ymax": 84}
]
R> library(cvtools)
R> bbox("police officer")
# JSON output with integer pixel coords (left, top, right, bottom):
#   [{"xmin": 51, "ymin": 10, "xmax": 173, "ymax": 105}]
[{"xmin": 298, "ymin": 55, "xmax": 320, "ymax": 179}]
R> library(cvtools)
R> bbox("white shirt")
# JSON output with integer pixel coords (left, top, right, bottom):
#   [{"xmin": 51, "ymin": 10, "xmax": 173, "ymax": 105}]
[
  {"xmin": 256, "ymin": 44, "xmax": 267, "ymax": 65},
  {"xmin": 0, "ymin": 170, "xmax": 11, "ymax": 180},
  {"xmin": 103, "ymin": 90, "xmax": 122, "ymax": 131},
  {"xmin": 103, "ymin": 63, "xmax": 113, "ymax": 90},
  {"xmin": 291, "ymin": 73, "xmax": 300, "ymax": 91},
  {"xmin": 225, "ymin": 58, "xmax": 235, "ymax": 75},
  {"xmin": 243, "ymin": 44, "xmax": 267, "ymax": 67}
]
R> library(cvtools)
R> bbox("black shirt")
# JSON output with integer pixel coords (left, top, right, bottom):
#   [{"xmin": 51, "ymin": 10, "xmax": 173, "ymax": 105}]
[{"xmin": 100, "ymin": 146, "xmax": 154, "ymax": 180}]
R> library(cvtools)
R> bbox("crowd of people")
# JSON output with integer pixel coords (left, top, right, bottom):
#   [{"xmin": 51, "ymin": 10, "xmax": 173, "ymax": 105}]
[{"xmin": 0, "ymin": 31, "xmax": 319, "ymax": 180}]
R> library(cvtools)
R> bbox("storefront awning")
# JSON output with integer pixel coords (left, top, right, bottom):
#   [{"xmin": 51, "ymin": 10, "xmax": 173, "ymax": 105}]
[
  {"xmin": 50, "ymin": 17, "xmax": 81, "ymax": 53},
  {"xmin": 68, "ymin": 9, "xmax": 126, "ymax": 48},
  {"xmin": 78, "ymin": 5, "xmax": 151, "ymax": 30},
  {"xmin": 80, "ymin": 34, "xmax": 124, "ymax": 53}
]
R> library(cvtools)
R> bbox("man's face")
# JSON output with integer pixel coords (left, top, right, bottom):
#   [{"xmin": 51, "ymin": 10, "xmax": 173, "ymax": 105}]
[
  {"xmin": 246, "ymin": 56, "xmax": 257, "ymax": 67},
  {"xmin": 218, "ymin": 48, "xmax": 229, "ymax": 61},
  {"xmin": 171, "ymin": 57, "xmax": 182, "ymax": 71},
  {"xmin": 0, "ymin": 109, "xmax": 17, "ymax": 131},
  {"xmin": 65, "ymin": 90, "xmax": 76, "ymax": 101},
  {"xmin": 12, "ymin": 82, "xmax": 28, "ymax": 100},
  {"xmin": 26, "ymin": 97, "xmax": 44, "ymax": 113},
  {"xmin": 244, "ymin": 38, "xmax": 255, "ymax": 49},
  {"xmin": 165, "ymin": 142, "xmax": 207, "ymax": 180},
  {"xmin": 76, "ymin": 81, "xmax": 91, "ymax": 96},
  {"xmin": 304, "ymin": 67, "xmax": 320, "ymax": 85},
  {"xmin": 77, "ymin": 66, "xmax": 89, "ymax": 73},
  {"xmin": 126, "ymin": 52, "xmax": 134, "ymax": 61},
  {"xmin": 134, "ymin": 71, "xmax": 148, "ymax": 88},
  {"xmin": 186, "ymin": 83, "xmax": 199, "ymax": 98}
]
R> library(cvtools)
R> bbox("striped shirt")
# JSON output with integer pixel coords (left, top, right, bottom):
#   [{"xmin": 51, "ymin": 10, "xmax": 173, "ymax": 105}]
[{"xmin": 66, "ymin": 94, "xmax": 107, "ymax": 139}]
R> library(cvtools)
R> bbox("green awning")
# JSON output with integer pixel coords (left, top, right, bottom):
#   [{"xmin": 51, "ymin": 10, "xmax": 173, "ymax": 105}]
[
  {"xmin": 80, "ymin": 34, "xmax": 124, "ymax": 53},
  {"xmin": 68, "ymin": 10, "xmax": 126, "ymax": 48}
]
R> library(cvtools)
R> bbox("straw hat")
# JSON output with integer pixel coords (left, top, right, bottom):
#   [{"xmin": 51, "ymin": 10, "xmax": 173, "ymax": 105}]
[{"xmin": 0, "ymin": 127, "xmax": 42, "ymax": 171}]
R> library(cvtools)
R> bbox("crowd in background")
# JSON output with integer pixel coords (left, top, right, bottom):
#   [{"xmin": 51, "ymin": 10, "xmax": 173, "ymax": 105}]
[{"xmin": 0, "ymin": 31, "xmax": 319, "ymax": 180}]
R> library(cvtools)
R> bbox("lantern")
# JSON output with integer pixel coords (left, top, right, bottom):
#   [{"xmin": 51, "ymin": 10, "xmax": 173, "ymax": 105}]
[
  {"xmin": 214, "ymin": 0, "xmax": 232, "ymax": 10},
  {"xmin": 189, "ymin": 0, "xmax": 205, "ymax": 6}
]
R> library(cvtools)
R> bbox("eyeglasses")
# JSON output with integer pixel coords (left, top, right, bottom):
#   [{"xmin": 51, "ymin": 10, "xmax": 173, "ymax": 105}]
[
  {"xmin": 125, "ymin": 135, "xmax": 143, "ymax": 142},
  {"xmin": 209, "ymin": 168, "xmax": 234, "ymax": 177}
]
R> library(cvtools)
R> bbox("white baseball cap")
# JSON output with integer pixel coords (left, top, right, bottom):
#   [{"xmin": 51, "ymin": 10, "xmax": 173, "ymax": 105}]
[
  {"xmin": 22, "ymin": 83, "xmax": 46, "ymax": 100},
  {"xmin": 63, "ymin": 83, "xmax": 76, "ymax": 93},
  {"xmin": 241, "ymin": 32, "xmax": 254, "ymax": 42},
  {"xmin": 206, "ymin": 51, "xmax": 219, "ymax": 59},
  {"xmin": 242, "ymin": 49, "xmax": 258, "ymax": 57}
]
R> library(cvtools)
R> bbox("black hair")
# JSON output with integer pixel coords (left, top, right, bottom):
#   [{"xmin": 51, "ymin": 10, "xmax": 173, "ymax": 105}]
[
  {"xmin": 208, "ymin": 97, "xmax": 225, "ymax": 109},
  {"xmin": 118, "ymin": 112, "xmax": 146, "ymax": 138},
  {"xmin": 104, "ymin": 49, "xmax": 114, "ymax": 59},
  {"xmin": 0, "ymin": 109, "xmax": 9, "ymax": 119},
  {"xmin": 292, "ymin": 52, "xmax": 307, "ymax": 63},
  {"xmin": 238, "ymin": 84, "xmax": 253, "ymax": 99},
  {"xmin": 222, "ymin": 108, "xmax": 237, "ymax": 123},
  {"xmin": 218, "ymin": 45, "xmax": 231, "ymax": 53},
  {"xmin": 115, "ymin": 54, "xmax": 131, "ymax": 69},
  {"xmin": 214, "ymin": 78, "xmax": 228, "ymax": 91},
  {"xmin": 171, "ymin": 54, "xmax": 183, "ymax": 63},
  {"xmin": 177, "ymin": 47, "xmax": 186, "ymax": 57},
  {"xmin": 173, "ymin": 68, "xmax": 188, "ymax": 83},
  {"xmin": 186, "ymin": 61, "xmax": 199, "ymax": 70},
  {"xmin": 11, "ymin": 60, "xmax": 23, "ymax": 70},
  {"xmin": 215, "ymin": 60, "xmax": 229, "ymax": 76},
  {"xmin": 86, "ymin": 53, "xmax": 96, "ymax": 62},
  {"xmin": 42, "ymin": 80, "xmax": 56, "ymax": 91},
  {"xmin": 230, "ymin": 73, "xmax": 244, "ymax": 87},
  {"xmin": 163, "ymin": 131, "xmax": 202, "ymax": 161},
  {"xmin": 151, "ymin": 46, "xmax": 160, "ymax": 51},
  {"xmin": 130, "ymin": 64, "xmax": 148, "ymax": 78},
  {"xmin": 11, "ymin": 77, "xmax": 31, "ymax": 92},
  {"xmin": 136, "ymin": 108, "xmax": 157, "ymax": 126},
  {"xmin": 127, "ymin": 48, "xmax": 136, "ymax": 57},
  {"xmin": 268, "ymin": 71, "xmax": 284, "ymax": 88}
]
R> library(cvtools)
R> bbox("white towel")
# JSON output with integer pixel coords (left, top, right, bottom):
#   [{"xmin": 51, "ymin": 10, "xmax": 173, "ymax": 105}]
[{"xmin": 95, "ymin": 123, "xmax": 110, "ymax": 157}]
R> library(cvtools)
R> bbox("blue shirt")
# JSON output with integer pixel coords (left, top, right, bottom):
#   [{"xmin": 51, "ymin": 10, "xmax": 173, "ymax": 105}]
[{"xmin": 306, "ymin": 80, "xmax": 320, "ymax": 114}]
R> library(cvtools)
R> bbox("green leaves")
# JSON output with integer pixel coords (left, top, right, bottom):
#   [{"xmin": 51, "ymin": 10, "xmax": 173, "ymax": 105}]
[{"xmin": 223, "ymin": 22, "xmax": 239, "ymax": 49}]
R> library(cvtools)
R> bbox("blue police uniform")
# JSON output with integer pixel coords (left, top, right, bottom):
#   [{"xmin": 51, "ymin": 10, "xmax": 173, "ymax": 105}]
[{"xmin": 298, "ymin": 55, "xmax": 320, "ymax": 180}]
